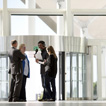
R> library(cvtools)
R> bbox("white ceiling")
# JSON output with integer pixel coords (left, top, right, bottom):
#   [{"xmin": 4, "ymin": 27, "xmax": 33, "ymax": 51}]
[{"xmin": 71, "ymin": 0, "xmax": 106, "ymax": 9}]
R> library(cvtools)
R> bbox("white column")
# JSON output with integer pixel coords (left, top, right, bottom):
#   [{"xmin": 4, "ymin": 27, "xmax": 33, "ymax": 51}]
[
  {"xmin": 3, "ymin": 0, "xmax": 10, "ymax": 36},
  {"xmin": 28, "ymin": 0, "xmax": 36, "ymax": 35},
  {"xmin": 65, "ymin": 0, "xmax": 73, "ymax": 36},
  {"xmin": 97, "ymin": 45, "xmax": 102, "ymax": 100},
  {"xmin": 57, "ymin": 0, "xmax": 66, "ymax": 35}
]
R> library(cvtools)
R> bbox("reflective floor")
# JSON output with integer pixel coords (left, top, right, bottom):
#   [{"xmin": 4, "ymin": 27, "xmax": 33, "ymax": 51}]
[{"xmin": 0, "ymin": 101, "xmax": 106, "ymax": 106}]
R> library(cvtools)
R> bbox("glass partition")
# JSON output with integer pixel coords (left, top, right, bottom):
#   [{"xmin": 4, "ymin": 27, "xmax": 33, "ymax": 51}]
[
  {"xmin": 0, "ymin": 12, "xmax": 2, "ymax": 36},
  {"xmin": 11, "ymin": 15, "xmax": 64, "ymax": 36},
  {"xmin": 0, "ymin": 53, "xmax": 9, "ymax": 101},
  {"xmin": 0, "ymin": 0, "xmax": 3, "ymax": 8},
  {"xmin": 8, "ymin": 0, "xmax": 63, "ymax": 9},
  {"xmin": 65, "ymin": 53, "xmax": 86, "ymax": 100}
]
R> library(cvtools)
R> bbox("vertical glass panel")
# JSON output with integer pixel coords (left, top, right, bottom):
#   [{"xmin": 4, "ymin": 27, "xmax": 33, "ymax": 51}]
[
  {"xmin": 79, "ymin": 81, "xmax": 82, "ymax": 98},
  {"xmin": 1, "ymin": 83, "xmax": 8, "ymax": 98},
  {"xmin": 2, "ymin": 71, "xmax": 8, "ymax": 81},
  {"xmin": 93, "ymin": 55, "xmax": 97, "ymax": 99},
  {"xmin": 65, "ymin": 53, "xmax": 71, "ymax": 99},
  {"xmin": 0, "ymin": 83, "xmax": 1, "ymax": 98},
  {"xmin": 72, "ymin": 81, "xmax": 77, "ymax": 98},
  {"xmin": 0, "ymin": 12, "xmax": 2, "ymax": 36},
  {"xmin": 8, "ymin": 0, "xmax": 28, "ymax": 8},
  {"xmin": 0, "ymin": 71, "xmax": 1, "ymax": 81},
  {"xmin": 11, "ymin": 15, "xmax": 64, "ymax": 36},
  {"xmin": 0, "ymin": 0, "xmax": 3, "ymax": 8},
  {"xmin": 8, "ymin": 0, "xmax": 65, "ymax": 9}
]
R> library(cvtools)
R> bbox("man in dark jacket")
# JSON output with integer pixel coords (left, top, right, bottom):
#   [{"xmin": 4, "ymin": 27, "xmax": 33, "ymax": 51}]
[
  {"xmin": 8, "ymin": 40, "xmax": 26, "ymax": 102},
  {"xmin": 36, "ymin": 41, "xmax": 49, "ymax": 101}
]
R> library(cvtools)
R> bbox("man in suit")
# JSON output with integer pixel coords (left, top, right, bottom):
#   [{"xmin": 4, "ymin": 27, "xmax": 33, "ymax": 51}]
[
  {"xmin": 36, "ymin": 41, "xmax": 49, "ymax": 101},
  {"xmin": 8, "ymin": 40, "xmax": 26, "ymax": 102}
]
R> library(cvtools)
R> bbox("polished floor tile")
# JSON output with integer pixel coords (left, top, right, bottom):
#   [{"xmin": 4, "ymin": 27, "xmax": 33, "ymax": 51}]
[{"xmin": 0, "ymin": 101, "xmax": 106, "ymax": 106}]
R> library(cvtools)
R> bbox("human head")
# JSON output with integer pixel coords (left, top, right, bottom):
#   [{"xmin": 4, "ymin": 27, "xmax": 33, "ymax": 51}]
[
  {"xmin": 47, "ymin": 46, "xmax": 57, "ymax": 58},
  {"xmin": 38, "ymin": 41, "xmax": 46, "ymax": 50},
  {"xmin": 19, "ymin": 44, "xmax": 26, "ymax": 53},
  {"xmin": 11, "ymin": 40, "xmax": 18, "ymax": 48}
]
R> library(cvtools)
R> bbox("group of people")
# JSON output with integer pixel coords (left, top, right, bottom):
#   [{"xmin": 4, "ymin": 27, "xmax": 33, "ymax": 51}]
[{"xmin": 8, "ymin": 40, "xmax": 57, "ymax": 102}]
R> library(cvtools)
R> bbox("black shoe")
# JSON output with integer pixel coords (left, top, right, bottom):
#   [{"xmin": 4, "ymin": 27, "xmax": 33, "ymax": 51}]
[
  {"xmin": 48, "ymin": 99, "xmax": 55, "ymax": 101},
  {"xmin": 38, "ymin": 99, "xmax": 47, "ymax": 101},
  {"xmin": 20, "ymin": 99, "xmax": 27, "ymax": 102}
]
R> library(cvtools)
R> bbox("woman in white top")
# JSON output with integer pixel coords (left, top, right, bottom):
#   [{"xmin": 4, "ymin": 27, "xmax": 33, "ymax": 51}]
[{"xmin": 19, "ymin": 44, "xmax": 30, "ymax": 102}]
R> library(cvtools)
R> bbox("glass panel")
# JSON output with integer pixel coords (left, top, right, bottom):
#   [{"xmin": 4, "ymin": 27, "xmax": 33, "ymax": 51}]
[
  {"xmin": 66, "ymin": 53, "xmax": 71, "ymax": 99},
  {"xmin": 0, "ymin": 55, "xmax": 9, "ymax": 100},
  {"xmin": 8, "ymin": 0, "xmax": 65, "ymax": 9},
  {"xmin": 66, "ymin": 82, "xmax": 70, "ymax": 99},
  {"xmin": 2, "ymin": 71, "xmax": 8, "ymax": 81},
  {"xmin": 0, "ymin": 12, "xmax": 2, "ymax": 36},
  {"xmin": 93, "ymin": 55, "xmax": 97, "ymax": 99},
  {"xmin": 79, "ymin": 81, "xmax": 83, "ymax": 98},
  {"xmin": 71, "ymin": 0, "xmax": 106, "ymax": 9},
  {"xmin": 0, "ymin": 0, "xmax": 3, "ymax": 8},
  {"xmin": 72, "ymin": 81, "xmax": 77, "ymax": 98},
  {"xmin": 11, "ymin": 15, "xmax": 64, "ymax": 36},
  {"xmin": 8, "ymin": 0, "xmax": 28, "ymax": 8},
  {"xmin": 1, "ymin": 83, "xmax": 8, "ymax": 99},
  {"xmin": 0, "ymin": 83, "xmax": 1, "ymax": 98}
]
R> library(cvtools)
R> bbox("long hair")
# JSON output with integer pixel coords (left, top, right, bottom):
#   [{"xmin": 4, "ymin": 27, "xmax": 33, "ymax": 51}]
[{"xmin": 47, "ymin": 46, "xmax": 57, "ymax": 59}]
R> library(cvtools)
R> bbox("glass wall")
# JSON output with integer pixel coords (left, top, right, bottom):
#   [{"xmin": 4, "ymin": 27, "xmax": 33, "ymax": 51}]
[
  {"xmin": 7, "ymin": 0, "xmax": 63, "ymax": 9},
  {"xmin": 65, "ymin": 53, "xmax": 86, "ymax": 100},
  {"xmin": 0, "ymin": 0, "xmax": 3, "ymax": 8},
  {"xmin": 101, "ymin": 46, "xmax": 106, "ymax": 99},
  {"xmin": 0, "ymin": 53, "xmax": 9, "ymax": 101},
  {"xmin": 11, "ymin": 15, "xmax": 64, "ymax": 36},
  {"xmin": 0, "ymin": 12, "xmax": 2, "ymax": 36}
]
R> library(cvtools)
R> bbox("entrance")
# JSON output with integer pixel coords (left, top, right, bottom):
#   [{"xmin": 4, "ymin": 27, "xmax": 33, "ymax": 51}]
[{"xmin": 65, "ymin": 53, "xmax": 87, "ymax": 100}]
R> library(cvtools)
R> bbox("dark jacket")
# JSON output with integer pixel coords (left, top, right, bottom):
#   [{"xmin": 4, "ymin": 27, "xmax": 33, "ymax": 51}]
[
  {"xmin": 8, "ymin": 47, "xmax": 26, "ymax": 75},
  {"xmin": 45, "ymin": 54, "xmax": 57, "ymax": 78},
  {"xmin": 40, "ymin": 48, "xmax": 49, "ymax": 74}
]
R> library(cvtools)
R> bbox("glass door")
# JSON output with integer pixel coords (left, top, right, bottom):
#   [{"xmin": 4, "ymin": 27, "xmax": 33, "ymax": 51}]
[
  {"xmin": 65, "ymin": 53, "xmax": 86, "ymax": 100},
  {"xmin": 0, "ymin": 53, "xmax": 9, "ymax": 101}
]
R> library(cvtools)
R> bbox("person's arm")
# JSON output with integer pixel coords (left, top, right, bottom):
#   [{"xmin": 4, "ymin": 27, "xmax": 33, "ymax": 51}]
[{"xmin": 15, "ymin": 50, "xmax": 26, "ymax": 60}]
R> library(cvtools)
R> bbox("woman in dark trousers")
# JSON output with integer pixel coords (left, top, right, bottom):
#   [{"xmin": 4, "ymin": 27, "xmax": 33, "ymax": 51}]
[
  {"xmin": 44, "ymin": 46, "xmax": 57, "ymax": 101},
  {"xmin": 19, "ymin": 44, "xmax": 30, "ymax": 102}
]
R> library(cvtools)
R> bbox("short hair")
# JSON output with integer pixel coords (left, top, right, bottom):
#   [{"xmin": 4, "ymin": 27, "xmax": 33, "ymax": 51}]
[
  {"xmin": 19, "ymin": 44, "xmax": 25, "ymax": 50},
  {"xmin": 38, "ymin": 41, "xmax": 46, "ymax": 47},
  {"xmin": 11, "ymin": 40, "xmax": 17, "ymax": 45}
]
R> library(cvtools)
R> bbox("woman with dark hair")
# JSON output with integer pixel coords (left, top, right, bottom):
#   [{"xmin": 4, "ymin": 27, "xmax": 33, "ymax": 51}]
[{"xmin": 44, "ymin": 46, "xmax": 57, "ymax": 101}]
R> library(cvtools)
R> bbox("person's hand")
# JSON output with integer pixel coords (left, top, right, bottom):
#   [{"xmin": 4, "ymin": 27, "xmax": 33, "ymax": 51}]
[
  {"xmin": 36, "ymin": 59, "xmax": 39, "ymax": 63},
  {"xmin": 44, "ymin": 59, "xmax": 47, "ymax": 63},
  {"xmin": 34, "ymin": 54, "xmax": 36, "ymax": 58}
]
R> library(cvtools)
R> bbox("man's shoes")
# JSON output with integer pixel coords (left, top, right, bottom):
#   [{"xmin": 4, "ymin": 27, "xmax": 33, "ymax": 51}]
[
  {"xmin": 38, "ymin": 98, "xmax": 47, "ymax": 101},
  {"xmin": 47, "ymin": 99, "xmax": 55, "ymax": 101}
]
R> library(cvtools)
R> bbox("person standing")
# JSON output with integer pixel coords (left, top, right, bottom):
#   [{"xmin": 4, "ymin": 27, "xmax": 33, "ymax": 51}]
[
  {"xmin": 8, "ymin": 40, "xmax": 26, "ymax": 102},
  {"xmin": 36, "ymin": 41, "xmax": 49, "ymax": 101},
  {"xmin": 44, "ymin": 46, "xmax": 57, "ymax": 101},
  {"xmin": 19, "ymin": 44, "xmax": 30, "ymax": 102}
]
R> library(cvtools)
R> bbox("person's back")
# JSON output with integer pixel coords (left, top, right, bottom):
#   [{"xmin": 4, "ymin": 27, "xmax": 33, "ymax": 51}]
[{"xmin": 48, "ymin": 54, "xmax": 57, "ymax": 78}]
